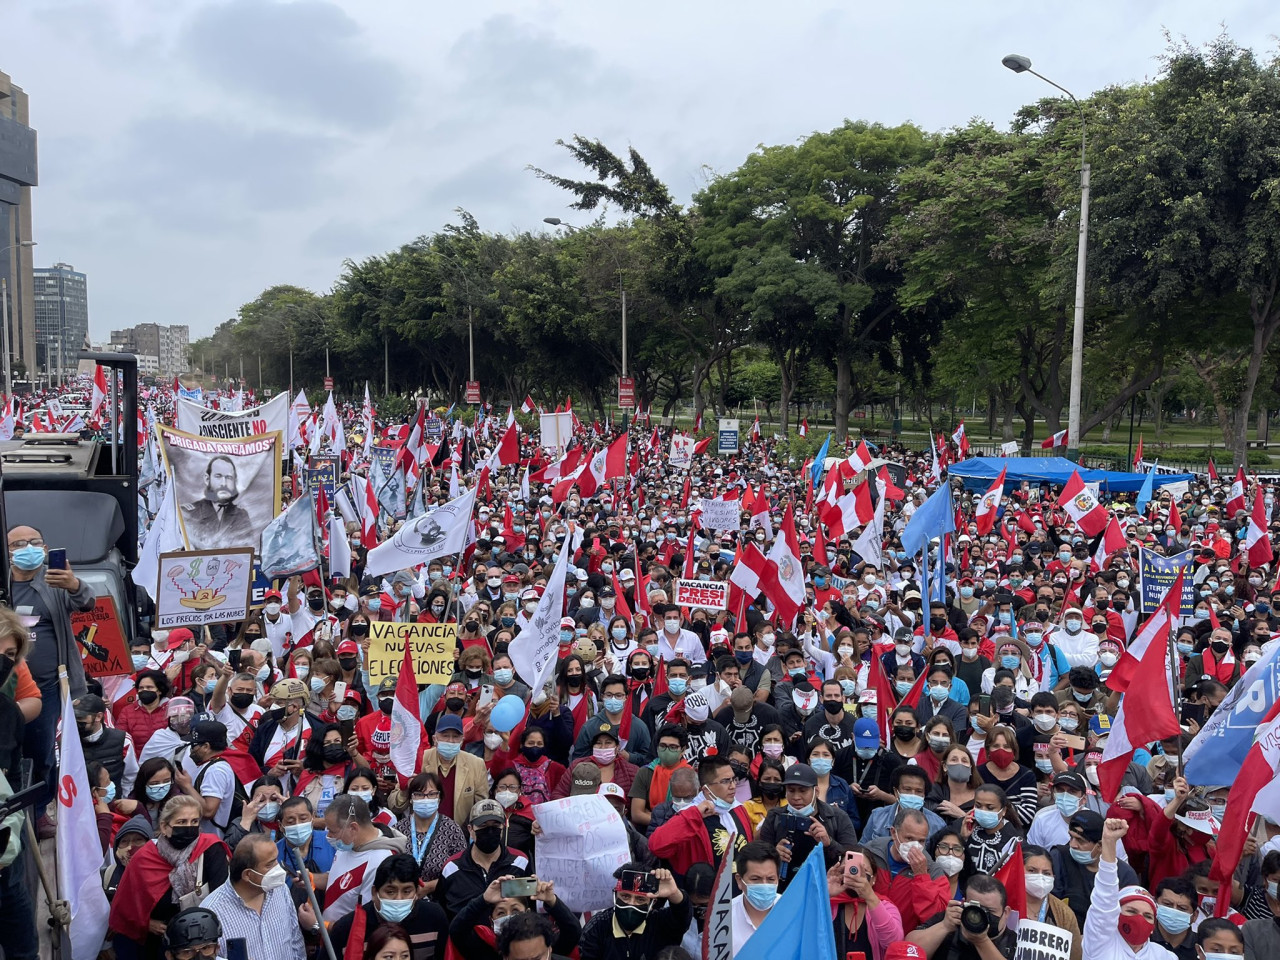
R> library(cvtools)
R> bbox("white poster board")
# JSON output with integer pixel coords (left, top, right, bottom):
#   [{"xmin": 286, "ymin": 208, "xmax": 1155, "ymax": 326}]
[
  {"xmin": 1014, "ymin": 919, "xmax": 1072, "ymax": 960},
  {"xmin": 718, "ymin": 418, "xmax": 740, "ymax": 454},
  {"xmin": 673, "ymin": 578, "xmax": 728, "ymax": 610},
  {"xmin": 531, "ymin": 794, "xmax": 630, "ymax": 912},
  {"xmin": 1000, "ymin": 440, "xmax": 1019, "ymax": 456},
  {"xmin": 155, "ymin": 548, "xmax": 255, "ymax": 628},
  {"xmin": 699, "ymin": 497, "xmax": 740, "ymax": 531},
  {"xmin": 539, "ymin": 412, "xmax": 575, "ymax": 452},
  {"xmin": 670, "ymin": 434, "xmax": 695, "ymax": 469},
  {"xmin": 176, "ymin": 392, "xmax": 289, "ymax": 440}
]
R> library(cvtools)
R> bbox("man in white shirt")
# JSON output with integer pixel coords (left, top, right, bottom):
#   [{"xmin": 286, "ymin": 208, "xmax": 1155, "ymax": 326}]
[
  {"xmin": 730, "ymin": 841, "xmax": 782, "ymax": 957},
  {"xmin": 260, "ymin": 589, "xmax": 292, "ymax": 659},
  {"xmin": 654, "ymin": 604, "xmax": 707, "ymax": 663},
  {"xmin": 187, "ymin": 720, "xmax": 238, "ymax": 837}
]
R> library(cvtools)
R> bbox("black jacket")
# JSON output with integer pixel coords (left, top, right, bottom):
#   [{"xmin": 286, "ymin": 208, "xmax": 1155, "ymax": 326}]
[
  {"xmin": 448, "ymin": 887, "xmax": 581, "ymax": 960},
  {"xmin": 757, "ymin": 798, "xmax": 859, "ymax": 883},
  {"xmin": 579, "ymin": 897, "xmax": 692, "ymax": 960}
]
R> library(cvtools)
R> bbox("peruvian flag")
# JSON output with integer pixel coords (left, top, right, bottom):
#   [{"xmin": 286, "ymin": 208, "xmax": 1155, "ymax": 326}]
[
  {"xmin": 848, "ymin": 439, "xmax": 873, "ymax": 473},
  {"xmin": 1041, "ymin": 429, "xmax": 1067, "ymax": 449},
  {"xmin": 1169, "ymin": 499, "xmax": 1182, "ymax": 536},
  {"xmin": 798, "ymin": 418, "xmax": 808, "ymax": 438},
  {"xmin": 1209, "ymin": 697, "xmax": 1280, "ymax": 914},
  {"xmin": 1098, "ymin": 569, "xmax": 1183, "ymax": 801},
  {"xmin": 973, "ymin": 467, "xmax": 1006, "ymax": 536},
  {"xmin": 574, "ymin": 433, "xmax": 627, "ymax": 498},
  {"xmin": 1090, "ymin": 515, "xmax": 1127, "ymax": 573},
  {"xmin": 389, "ymin": 639, "xmax": 422, "ymax": 780},
  {"xmin": 728, "ymin": 542, "xmax": 770, "ymax": 615},
  {"xmin": 90, "ymin": 364, "xmax": 109, "ymax": 420},
  {"xmin": 824, "ymin": 481, "xmax": 874, "ymax": 539},
  {"xmin": 520, "ymin": 394, "xmax": 537, "ymax": 415},
  {"xmin": 530, "ymin": 445, "xmax": 583, "ymax": 484},
  {"xmin": 493, "ymin": 421, "xmax": 520, "ymax": 466},
  {"xmin": 951, "ymin": 420, "xmax": 969, "ymax": 458},
  {"xmin": 761, "ymin": 503, "xmax": 805, "ymax": 626},
  {"xmin": 1226, "ymin": 467, "xmax": 1247, "ymax": 516},
  {"xmin": 750, "ymin": 417, "xmax": 761, "ymax": 440},
  {"xmin": 1133, "ymin": 435, "xmax": 1144, "ymax": 470},
  {"xmin": 398, "ymin": 403, "xmax": 427, "ymax": 473},
  {"xmin": 1055, "ymin": 470, "xmax": 1108, "ymax": 537},
  {"xmin": 1207, "ymin": 457, "xmax": 1218, "ymax": 482},
  {"xmin": 1247, "ymin": 486, "xmax": 1274, "ymax": 567}
]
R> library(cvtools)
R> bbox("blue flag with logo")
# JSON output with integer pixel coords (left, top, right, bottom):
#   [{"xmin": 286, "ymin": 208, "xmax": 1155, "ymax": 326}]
[
  {"xmin": 810, "ymin": 434, "xmax": 831, "ymax": 488},
  {"xmin": 736, "ymin": 846, "xmax": 836, "ymax": 960},
  {"xmin": 1185, "ymin": 640, "xmax": 1280, "ymax": 786},
  {"xmin": 1135, "ymin": 460, "xmax": 1158, "ymax": 514},
  {"xmin": 900, "ymin": 484, "xmax": 955, "ymax": 559}
]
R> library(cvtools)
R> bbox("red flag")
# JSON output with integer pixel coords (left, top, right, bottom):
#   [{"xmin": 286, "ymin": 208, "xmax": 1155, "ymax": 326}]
[
  {"xmin": 1226, "ymin": 467, "xmax": 1247, "ymax": 516},
  {"xmin": 494, "ymin": 422, "xmax": 520, "ymax": 465},
  {"xmin": 876, "ymin": 466, "xmax": 904, "ymax": 501},
  {"xmin": 812, "ymin": 519, "xmax": 830, "ymax": 567},
  {"xmin": 1169, "ymin": 499, "xmax": 1182, "ymax": 535},
  {"xmin": 1207, "ymin": 457, "xmax": 1218, "ymax": 482},
  {"xmin": 974, "ymin": 467, "xmax": 1006, "ymax": 536},
  {"xmin": 611, "ymin": 566, "xmax": 633, "ymax": 623},
  {"xmin": 1090, "ymin": 516, "xmax": 1126, "ymax": 573},
  {"xmin": 1247, "ymin": 486, "xmax": 1274, "ymax": 567},
  {"xmin": 869, "ymin": 649, "xmax": 894, "ymax": 745},
  {"xmin": 344, "ymin": 896, "xmax": 366, "ymax": 960},
  {"xmin": 895, "ymin": 670, "xmax": 928, "ymax": 711},
  {"xmin": 992, "ymin": 841, "xmax": 1027, "ymax": 920},
  {"xmin": 1133, "ymin": 435, "xmax": 1144, "ymax": 470}
]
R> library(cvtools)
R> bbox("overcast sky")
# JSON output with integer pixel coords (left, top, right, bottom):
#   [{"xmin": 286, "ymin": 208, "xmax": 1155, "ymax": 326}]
[{"xmin": 6, "ymin": 0, "xmax": 1280, "ymax": 342}]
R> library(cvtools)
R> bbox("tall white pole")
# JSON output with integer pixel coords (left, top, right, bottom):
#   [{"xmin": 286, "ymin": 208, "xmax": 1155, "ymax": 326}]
[
  {"xmin": 1066, "ymin": 162, "xmax": 1091, "ymax": 457},
  {"xmin": 0, "ymin": 277, "xmax": 10, "ymax": 395}
]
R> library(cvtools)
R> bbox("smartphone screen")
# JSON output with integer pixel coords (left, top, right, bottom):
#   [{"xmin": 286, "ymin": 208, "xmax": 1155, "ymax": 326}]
[{"xmin": 47, "ymin": 548, "xmax": 67, "ymax": 570}]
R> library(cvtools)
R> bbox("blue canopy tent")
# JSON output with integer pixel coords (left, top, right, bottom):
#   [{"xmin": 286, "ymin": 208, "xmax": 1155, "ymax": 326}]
[{"xmin": 948, "ymin": 457, "xmax": 1196, "ymax": 494}]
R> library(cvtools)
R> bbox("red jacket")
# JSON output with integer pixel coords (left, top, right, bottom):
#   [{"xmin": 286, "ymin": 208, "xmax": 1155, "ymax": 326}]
[
  {"xmin": 867, "ymin": 852, "xmax": 951, "ymax": 933},
  {"xmin": 115, "ymin": 700, "xmax": 172, "ymax": 755},
  {"xmin": 648, "ymin": 803, "xmax": 754, "ymax": 874}
]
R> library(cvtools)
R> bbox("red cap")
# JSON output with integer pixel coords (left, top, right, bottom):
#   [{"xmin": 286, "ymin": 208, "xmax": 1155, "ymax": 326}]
[
  {"xmin": 884, "ymin": 944, "xmax": 925, "ymax": 960},
  {"xmin": 336, "ymin": 639, "xmax": 359, "ymax": 655},
  {"xmin": 264, "ymin": 589, "xmax": 283, "ymax": 601},
  {"xmin": 165, "ymin": 628, "xmax": 195, "ymax": 650}
]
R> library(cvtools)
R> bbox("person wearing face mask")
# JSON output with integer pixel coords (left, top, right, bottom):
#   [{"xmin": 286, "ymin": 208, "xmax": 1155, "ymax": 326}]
[
  {"xmin": 277, "ymin": 794, "xmax": 334, "ymax": 881},
  {"xmin": 1147, "ymin": 876, "xmax": 1199, "ymax": 960},
  {"xmin": 1051, "ymin": 605, "xmax": 1099, "ymax": 670},
  {"xmin": 861, "ymin": 807, "xmax": 952, "ymax": 934},
  {"xmin": 222, "ymin": 774, "xmax": 286, "ymax": 858},
  {"xmin": 570, "ymin": 675, "xmax": 652, "ymax": 767},
  {"xmin": 628, "ymin": 725, "xmax": 694, "ymax": 829},
  {"xmin": 197, "ymin": 832, "xmax": 310, "ymax": 958},
  {"xmin": 248, "ymin": 679, "xmax": 324, "ymax": 796},
  {"xmin": 329, "ymin": 854, "xmax": 451, "ymax": 960},
  {"xmin": 433, "ymin": 799, "xmax": 532, "ymax": 920},
  {"xmin": 1027, "ymin": 772, "xmax": 1092, "ymax": 850},
  {"xmin": 137, "ymin": 695, "xmax": 199, "ymax": 770},
  {"xmin": 554, "ymin": 728, "xmax": 637, "ymax": 798},
  {"xmin": 914, "ymin": 664, "xmax": 970, "ymax": 739},
  {"xmin": 650, "ymin": 755, "xmax": 755, "ymax": 874},
  {"xmin": 758, "ymin": 761, "xmax": 858, "ymax": 881},
  {"xmin": 116, "ymin": 668, "xmax": 175, "ymax": 758},
  {"xmin": 322, "ymin": 794, "xmax": 410, "ymax": 922},
  {"xmin": 1021, "ymin": 845, "xmax": 1083, "ymax": 960},
  {"xmin": 449, "ymin": 872, "xmax": 580, "ymax": 960},
  {"xmin": 391, "ymin": 771, "xmax": 468, "ymax": 897},
  {"xmin": 860, "ymin": 767, "xmax": 945, "ymax": 844},
  {"xmin": 959, "ymin": 784, "xmax": 1024, "ymax": 880},
  {"xmin": 1182, "ymin": 628, "xmax": 1241, "ymax": 695},
  {"xmin": 1050, "ymin": 809, "xmax": 1139, "ymax": 928},
  {"xmin": 75, "ymin": 692, "xmax": 136, "ymax": 799},
  {"xmin": 208, "ymin": 665, "xmax": 267, "ymax": 744},
  {"xmin": 651, "ymin": 603, "xmax": 708, "ymax": 664},
  {"xmin": 109, "ymin": 795, "xmax": 231, "ymax": 958},
  {"xmin": 1081, "ymin": 818, "xmax": 1176, "ymax": 960},
  {"xmin": 421, "ymin": 713, "xmax": 489, "ymax": 826},
  {"xmin": 578, "ymin": 861, "xmax": 689, "ymax": 960}
]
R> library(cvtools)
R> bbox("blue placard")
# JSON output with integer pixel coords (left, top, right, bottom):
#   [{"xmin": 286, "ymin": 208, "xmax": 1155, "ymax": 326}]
[
  {"xmin": 305, "ymin": 455, "xmax": 340, "ymax": 505},
  {"xmin": 249, "ymin": 564, "xmax": 273, "ymax": 608},
  {"xmin": 1137, "ymin": 547, "xmax": 1195, "ymax": 616}
]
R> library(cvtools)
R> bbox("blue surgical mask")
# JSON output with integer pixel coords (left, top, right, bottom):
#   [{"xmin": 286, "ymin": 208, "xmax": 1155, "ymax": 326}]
[
  {"xmin": 855, "ymin": 746, "xmax": 878, "ymax": 759},
  {"xmin": 974, "ymin": 808, "xmax": 1001, "ymax": 830},
  {"xmin": 204, "ymin": 677, "xmax": 217, "ymax": 694},
  {"xmin": 809, "ymin": 758, "xmax": 833, "ymax": 776},
  {"xmin": 812, "ymin": 577, "xmax": 827, "ymax": 588},
  {"xmin": 132, "ymin": 654, "xmax": 150, "ymax": 672},
  {"xmin": 791, "ymin": 802, "xmax": 815, "ymax": 817},
  {"xmin": 1001, "ymin": 655, "xmax": 1020, "ymax": 670},
  {"xmin": 310, "ymin": 676, "xmax": 325, "ymax": 693},
  {"xmin": 284, "ymin": 823, "xmax": 313, "ymax": 847},
  {"xmin": 895, "ymin": 680, "xmax": 912, "ymax": 695},
  {"xmin": 744, "ymin": 883, "xmax": 778, "ymax": 910},
  {"xmin": 897, "ymin": 793, "xmax": 924, "ymax": 811},
  {"xmin": 668, "ymin": 678, "xmax": 687, "ymax": 696},
  {"xmin": 436, "ymin": 740, "xmax": 461, "ymax": 760},
  {"xmin": 929, "ymin": 685, "xmax": 949, "ymax": 702},
  {"xmin": 101, "ymin": 782, "xmax": 117, "ymax": 804},
  {"xmin": 11, "ymin": 545, "xmax": 44, "ymax": 571},
  {"xmin": 1155, "ymin": 904, "xmax": 1191, "ymax": 934},
  {"xmin": 146, "ymin": 782, "xmax": 171, "ymax": 802},
  {"xmin": 367, "ymin": 598, "xmax": 382, "ymax": 613},
  {"xmin": 412, "ymin": 798, "xmax": 439, "ymax": 819},
  {"xmin": 603, "ymin": 697, "xmax": 626, "ymax": 714},
  {"xmin": 560, "ymin": 630, "xmax": 574, "ymax": 644},
  {"xmin": 1176, "ymin": 642, "xmax": 1194, "ymax": 656},
  {"xmin": 1055, "ymin": 794, "xmax": 1080, "ymax": 819},
  {"xmin": 258, "ymin": 802, "xmax": 280, "ymax": 822},
  {"xmin": 839, "ymin": 679, "xmax": 857, "ymax": 697},
  {"xmin": 493, "ymin": 668, "xmax": 514, "ymax": 685},
  {"xmin": 611, "ymin": 626, "xmax": 628, "ymax": 641},
  {"xmin": 377, "ymin": 897, "xmax": 415, "ymax": 923},
  {"xmin": 1069, "ymin": 846, "xmax": 1095, "ymax": 864}
]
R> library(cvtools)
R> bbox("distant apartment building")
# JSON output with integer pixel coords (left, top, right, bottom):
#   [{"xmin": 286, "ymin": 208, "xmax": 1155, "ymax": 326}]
[
  {"xmin": 109, "ymin": 322, "xmax": 189, "ymax": 376},
  {"xmin": 0, "ymin": 69, "xmax": 38, "ymax": 380},
  {"xmin": 33, "ymin": 262, "xmax": 88, "ymax": 383}
]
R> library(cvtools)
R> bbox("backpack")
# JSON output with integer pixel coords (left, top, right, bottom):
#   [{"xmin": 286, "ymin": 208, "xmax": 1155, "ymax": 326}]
[{"xmin": 193, "ymin": 756, "xmax": 250, "ymax": 831}]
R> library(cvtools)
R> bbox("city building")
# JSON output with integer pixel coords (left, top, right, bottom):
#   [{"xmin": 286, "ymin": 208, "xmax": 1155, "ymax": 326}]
[
  {"xmin": 0, "ymin": 68, "xmax": 38, "ymax": 385},
  {"xmin": 108, "ymin": 322, "xmax": 189, "ymax": 376},
  {"xmin": 33, "ymin": 262, "xmax": 88, "ymax": 383}
]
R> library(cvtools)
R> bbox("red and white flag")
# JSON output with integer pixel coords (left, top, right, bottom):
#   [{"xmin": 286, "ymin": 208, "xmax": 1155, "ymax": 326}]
[
  {"xmin": 1169, "ymin": 499, "xmax": 1182, "ymax": 536},
  {"xmin": 1247, "ymin": 486, "xmax": 1274, "ymax": 567},
  {"xmin": 798, "ymin": 418, "xmax": 808, "ymax": 437},
  {"xmin": 1091, "ymin": 515, "xmax": 1127, "ymax": 573},
  {"xmin": 520, "ymin": 394, "xmax": 537, "ymax": 415},
  {"xmin": 1098, "ymin": 569, "xmax": 1183, "ymax": 801},
  {"xmin": 824, "ymin": 481, "xmax": 874, "ymax": 539},
  {"xmin": 493, "ymin": 421, "xmax": 520, "ymax": 466},
  {"xmin": 761, "ymin": 503, "xmax": 806, "ymax": 626},
  {"xmin": 58, "ymin": 674, "xmax": 112, "ymax": 957},
  {"xmin": 1041, "ymin": 429, "xmax": 1067, "ymax": 449},
  {"xmin": 848, "ymin": 439, "xmax": 873, "ymax": 473},
  {"xmin": 1207, "ymin": 458, "xmax": 1219, "ymax": 483},
  {"xmin": 695, "ymin": 411, "xmax": 704, "ymax": 432},
  {"xmin": 750, "ymin": 417, "xmax": 761, "ymax": 440},
  {"xmin": 389, "ymin": 640, "xmax": 422, "ymax": 780},
  {"xmin": 974, "ymin": 467, "xmax": 1006, "ymax": 535},
  {"xmin": 1055, "ymin": 470, "xmax": 1108, "ymax": 537},
  {"xmin": 951, "ymin": 420, "xmax": 969, "ymax": 459},
  {"xmin": 90, "ymin": 364, "xmax": 109, "ymax": 421},
  {"xmin": 1226, "ymin": 467, "xmax": 1247, "ymax": 516},
  {"xmin": 1133, "ymin": 435, "xmax": 1144, "ymax": 470},
  {"xmin": 728, "ymin": 542, "xmax": 770, "ymax": 610}
]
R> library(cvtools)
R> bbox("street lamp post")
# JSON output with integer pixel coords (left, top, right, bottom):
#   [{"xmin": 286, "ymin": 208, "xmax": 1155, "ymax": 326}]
[
  {"xmin": 0, "ymin": 240, "xmax": 37, "ymax": 394},
  {"xmin": 544, "ymin": 217, "xmax": 628, "ymax": 425},
  {"xmin": 1003, "ymin": 54, "xmax": 1090, "ymax": 459}
]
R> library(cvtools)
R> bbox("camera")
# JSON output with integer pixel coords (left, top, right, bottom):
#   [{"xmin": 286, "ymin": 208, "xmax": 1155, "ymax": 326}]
[{"xmin": 960, "ymin": 901, "xmax": 997, "ymax": 937}]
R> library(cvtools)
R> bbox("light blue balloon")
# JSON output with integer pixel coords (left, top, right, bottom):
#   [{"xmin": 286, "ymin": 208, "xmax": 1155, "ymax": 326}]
[{"xmin": 490, "ymin": 694, "xmax": 525, "ymax": 733}]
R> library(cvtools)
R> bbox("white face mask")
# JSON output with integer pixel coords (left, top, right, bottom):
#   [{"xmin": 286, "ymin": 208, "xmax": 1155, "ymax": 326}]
[{"xmin": 264, "ymin": 603, "xmax": 281, "ymax": 617}]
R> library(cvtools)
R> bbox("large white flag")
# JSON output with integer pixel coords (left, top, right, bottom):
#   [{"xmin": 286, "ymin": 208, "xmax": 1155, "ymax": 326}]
[
  {"xmin": 361, "ymin": 382, "xmax": 374, "ymax": 459},
  {"xmin": 509, "ymin": 534, "xmax": 572, "ymax": 692},
  {"xmin": 851, "ymin": 480, "xmax": 886, "ymax": 569},
  {"xmin": 322, "ymin": 391, "xmax": 345, "ymax": 452},
  {"xmin": 58, "ymin": 681, "xmax": 111, "ymax": 958},
  {"xmin": 288, "ymin": 389, "xmax": 309, "ymax": 449},
  {"xmin": 364, "ymin": 486, "xmax": 476, "ymax": 579},
  {"xmin": 134, "ymin": 482, "xmax": 185, "ymax": 601},
  {"xmin": 328, "ymin": 516, "xmax": 352, "ymax": 580}
]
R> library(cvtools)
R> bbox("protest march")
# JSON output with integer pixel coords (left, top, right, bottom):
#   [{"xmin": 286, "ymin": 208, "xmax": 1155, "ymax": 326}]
[{"xmin": 3, "ymin": 366, "xmax": 1271, "ymax": 960}]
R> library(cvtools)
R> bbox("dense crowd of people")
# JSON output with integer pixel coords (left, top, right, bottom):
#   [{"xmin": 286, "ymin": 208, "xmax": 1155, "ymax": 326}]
[{"xmin": 14, "ymin": 390, "xmax": 1280, "ymax": 960}]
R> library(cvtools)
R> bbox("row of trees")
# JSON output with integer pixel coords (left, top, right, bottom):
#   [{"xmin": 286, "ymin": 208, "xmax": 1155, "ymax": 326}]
[{"xmin": 192, "ymin": 36, "xmax": 1280, "ymax": 467}]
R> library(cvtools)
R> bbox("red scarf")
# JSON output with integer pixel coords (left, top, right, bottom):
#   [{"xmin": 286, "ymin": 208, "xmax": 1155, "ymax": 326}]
[
  {"xmin": 109, "ymin": 835, "xmax": 228, "ymax": 941},
  {"xmin": 294, "ymin": 761, "xmax": 351, "ymax": 796}
]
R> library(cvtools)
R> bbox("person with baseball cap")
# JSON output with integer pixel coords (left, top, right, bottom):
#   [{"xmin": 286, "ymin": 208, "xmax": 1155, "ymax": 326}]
[
  {"xmin": 1053, "ymin": 809, "xmax": 1140, "ymax": 929},
  {"xmin": 433, "ymin": 799, "xmax": 531, "ymax": 920},
  {"xmin": 1081, "ymin": 818, "xmax": 1173, "ymax": 960},
  {"xmin": 246, "ymin": 679, "xmax": 323, "ymax": 796}
]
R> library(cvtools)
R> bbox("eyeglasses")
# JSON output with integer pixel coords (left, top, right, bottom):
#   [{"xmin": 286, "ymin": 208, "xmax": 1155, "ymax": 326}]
[
  {"xmin": 935, "ymin": 842, "xmax": 964, "ymax": 856},
  {"xmin": 710, "ymin": 776, "xmax": 737, "ymax": 788},
  {"xmin": 410, "ymin": 791, "xmax": 441, "ymax": 801},
  {"xmin": 7, "ymin": 538, "xmax": 43, "ymax": 548},
  {"xmin": 172, "ymin": 945, "xmax": 219, "ymax": 960}
]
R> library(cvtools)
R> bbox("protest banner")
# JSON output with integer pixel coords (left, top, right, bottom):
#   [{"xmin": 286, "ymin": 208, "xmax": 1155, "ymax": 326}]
[
  {"xmin": 366, "ymin": 621, "xmax": 457, "ymax": 686},
  {"xmin": 155, "ymin": 549, "xmax": 255, "ymax": 629},
  {"xmin": 673, "ymin": 577, "xmax": 729, "ymax": 610},
  {"xmin": 717, "ymin": 418, "xmax": 739, "ymax": 454},
  {"xmin": 1137, "ymin": 547, "xmax": 1195, "ymax": 615},
  {"xmin": 158, "ymin": 425, "xmax": 282, "ymax": 552},
  {"xmin": 1014, "ymin": 919, "xmax": 1072, "ymax": 960},
  {"xmin": 670, "ymin": 434, "xmax": 695, "ymax": 469},
  {"xmin": 702, "ymin": 848, "xmax": 734, "ymax": 960},
  {"xmin": 539, "ymin": 412, "xmax": 574, "ymax": 452},
  {"xmin": 73, "ymin": 596, "xmax": 132, "ymax": 678},
  {"xmin": 306, "ymin": 454, "xmax": 340, "ymax": 505},
  {"xmin": 423, "ymin": 416, "xmax": 444, "ymax": 441},
  {"xmin": 175, "ymin": 392, "xmax": 288, "ymax": 440},
  {"xmin": 699, "ymin": 496, "xmax": 741, "ymax": 531},
  {"xmin": 531, "ymin": 794, "xmax": 631, "ymax": 912}
]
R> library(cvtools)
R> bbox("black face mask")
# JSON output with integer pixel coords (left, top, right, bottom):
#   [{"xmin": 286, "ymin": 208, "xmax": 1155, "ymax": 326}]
[
  {"xmin": 823, "ymin": 699, "xmax": 844, "ymax": 716},
  {"xmin": 168, "ymin": 825, "xmax": 199, "ymax": 849},
  {"xmin": 339, "ymin": 657, "xmax": 359, "ymax": 671},
  {"xmin": 729, "ymin": 760, "xmax": 749, "ymax": 781},
  {"xmin": 379, "ymin": 698, "xmax": 393, "ymax": 715},
  {"xmin": 464, "ymin": 667, "xmax": 482, "ymax": 680},
  {"xmin": 1211, "ymin": 639, "xmax": 1231, "ymax": 654},
  {"xmin": 137, "ymin": 689, "xmax": 159, "ymax": 706},
  {"xmin": 322, "ymin": 743, "xmax": 347, "ymax": 764},
  {"xmin": 631, "ymin": 667, "xmax": 650, "ymax": 682},
  {"xmin": 473, "ymin": 825, "xmax": 503, "ymax": 854},
  {"xmin": 308, "ymin": 596, "xmax": 325, "ymax": 611},
  {"xmin": 566, "ymin": 675, "xmax": 583, "ymax": 689},
  {"xmin": 520, "ymin": 745, "xmax": 545, "ymax": 763},
  {"xmin": 760, "ymin": 781, "xmax": 785, "ymax": 800},
  {"xmin": 244, "ymin": 632, "xmax": 262, "ymax": 643},
  {"xmin": 1035, "ymin": 610, "xmax": 1051, "ymax": 622},
  {"xmin": 615, "ymin": 903, "xmax": 650, "ymax": 931},
  {"xmin": 893, "ymin": 725, "xmax": 918, "ymax": 743},
  {"xmin": 229, "ymin": 692, "xmax": 255, "ymax": 710},
  {"xmin": 931, "ymin": 617, "xmax": 947, "ymax": 631},
  {"xmin": 349, "ymin": 623, "xmax": 370, "ymax": 639},
  {"xmin": 445, "ymin": 697, "xmax": 465, "ymax": 712}
]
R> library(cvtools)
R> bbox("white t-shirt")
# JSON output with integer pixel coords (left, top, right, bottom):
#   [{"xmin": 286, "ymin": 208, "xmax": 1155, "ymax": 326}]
[
  {"xmin": 193, "ymin": 757, "xmax": 237, "ymax": 836},
  {"xmin": 216, "ymin": 702, "xmax": 265, "ymax": 744}
]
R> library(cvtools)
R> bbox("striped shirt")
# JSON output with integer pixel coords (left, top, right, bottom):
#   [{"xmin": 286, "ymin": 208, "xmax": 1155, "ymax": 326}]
[{"xmin": 202, "ymin": 879, "xmax": 306, "ymax": 960}]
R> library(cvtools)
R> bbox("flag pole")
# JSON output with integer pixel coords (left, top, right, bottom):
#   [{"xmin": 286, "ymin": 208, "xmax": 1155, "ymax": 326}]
[{"xmin": 289, "ymin": 842, "xmax": 339, "ymax": 960}]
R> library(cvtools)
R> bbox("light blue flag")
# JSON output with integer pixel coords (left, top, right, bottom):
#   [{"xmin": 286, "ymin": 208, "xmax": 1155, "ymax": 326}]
[
  {"xmin": 810, "ymin": 434, "xmax": 831, "ymax": 488},
  {"xmin": 900, "ymin": 484, "xmax": 956, "ymax": 559},
  {"xmin": 930, "ymin": 554, "xmax": 947, "ymax": 604},
  {"xmin": 1135, "ymin": 460, "xmax": 1159, "ymax": 515},
  {"xmin": 736, "ymin": 846, "xmax": 837, "ymax": 960}
]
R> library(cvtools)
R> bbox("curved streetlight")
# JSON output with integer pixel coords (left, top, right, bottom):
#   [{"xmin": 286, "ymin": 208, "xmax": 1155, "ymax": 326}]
[
  {"xmin": 0, "ymin": 240, "xmax": 37, "ymax": 394},
  {"xmin": 1003, "ymin": 54, "xmax": 1090, "ymax": 458}
]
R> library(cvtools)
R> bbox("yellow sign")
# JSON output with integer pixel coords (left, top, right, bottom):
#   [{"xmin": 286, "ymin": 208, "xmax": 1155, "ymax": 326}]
[{"xmin": 367, "ymin": 621, "xmax": 457, "ymax": 686}]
